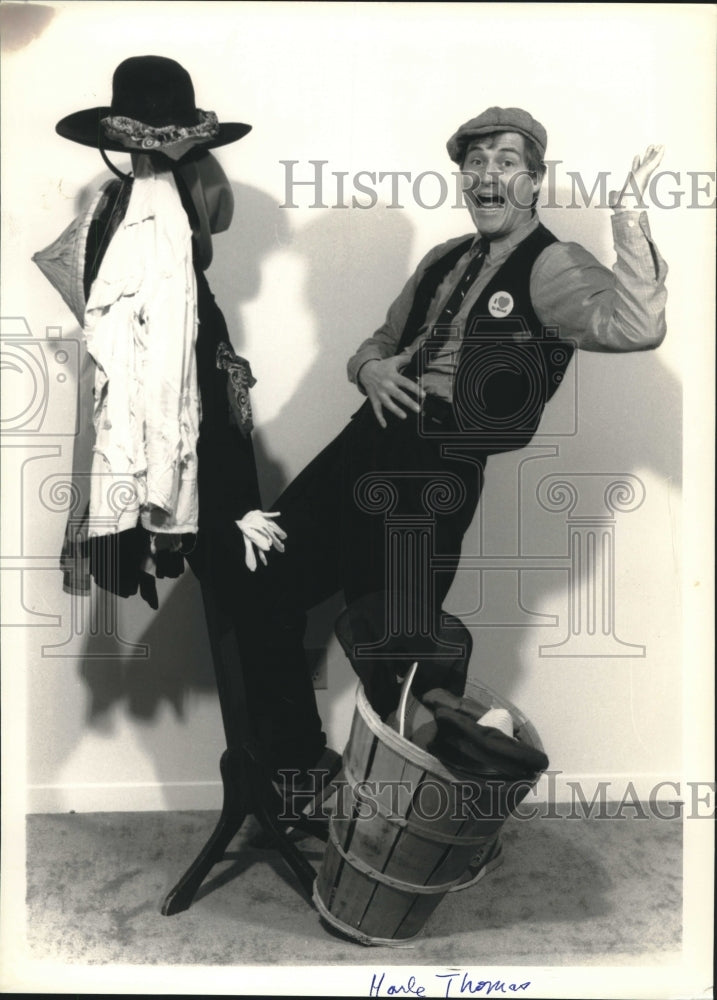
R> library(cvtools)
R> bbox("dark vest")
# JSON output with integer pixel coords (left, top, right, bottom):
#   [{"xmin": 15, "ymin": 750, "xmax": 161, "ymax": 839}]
[{"xmin": 400, "ymin": 224, "xmax": 574, "ymax": 454}]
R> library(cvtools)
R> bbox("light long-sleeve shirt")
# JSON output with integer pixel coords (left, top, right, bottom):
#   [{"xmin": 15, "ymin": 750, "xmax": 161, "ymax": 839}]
[
  {"xmin": 83, "ymin": 156, "xmax": 200, "ymax": 536},
  {"xmin": 347, "ymin": 210, "xmax": 667, "ymax": 401}
]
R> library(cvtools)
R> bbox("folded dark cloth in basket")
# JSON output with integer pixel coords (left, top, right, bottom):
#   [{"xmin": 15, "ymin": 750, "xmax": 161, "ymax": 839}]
[{"xmin": 420, "ymin": 688, "xmax": 549, "ymax": 779}]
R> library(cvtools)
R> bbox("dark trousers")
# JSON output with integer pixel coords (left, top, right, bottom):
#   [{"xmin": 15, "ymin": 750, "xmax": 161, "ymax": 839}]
[{"xmin": 236, "ymin": 398, "xmax": 487, "ymax": 773}]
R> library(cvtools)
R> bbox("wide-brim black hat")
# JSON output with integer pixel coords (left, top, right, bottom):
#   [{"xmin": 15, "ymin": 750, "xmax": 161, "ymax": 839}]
[{"xmin": 56, "ymin": 55, "xmax": 251, "ymax": 160}]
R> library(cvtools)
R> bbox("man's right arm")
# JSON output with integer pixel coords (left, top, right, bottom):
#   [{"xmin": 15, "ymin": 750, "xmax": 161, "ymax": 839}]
[
  {"xmin": 347, "ymin": 263, "xmax": 425, "ymax": 387},
  {"xmin": 346, "ymin": 243, "xmax": 450, "ymax": 427}
]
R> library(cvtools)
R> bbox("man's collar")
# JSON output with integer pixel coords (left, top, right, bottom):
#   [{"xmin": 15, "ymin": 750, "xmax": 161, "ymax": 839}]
[{"xmin": 472, "ymin": 214, "xmax": 539, "ymax": 260}]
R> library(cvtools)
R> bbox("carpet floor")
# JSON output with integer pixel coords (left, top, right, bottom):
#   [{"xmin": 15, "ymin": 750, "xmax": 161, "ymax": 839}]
[{"xmin": 24, "ymin": 805, "xmax": 682, "ymax": 969}]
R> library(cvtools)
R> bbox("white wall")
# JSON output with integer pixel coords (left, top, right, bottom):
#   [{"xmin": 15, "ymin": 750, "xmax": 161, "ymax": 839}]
[{"xmin": 1, "ymin": 2, "xmax": 713, "ymax": 813}]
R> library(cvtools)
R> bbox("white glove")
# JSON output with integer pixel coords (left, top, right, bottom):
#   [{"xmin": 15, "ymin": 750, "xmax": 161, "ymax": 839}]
[{"xmin": 235, "ymin": 510, "xmax": 287, "ymax": 571}]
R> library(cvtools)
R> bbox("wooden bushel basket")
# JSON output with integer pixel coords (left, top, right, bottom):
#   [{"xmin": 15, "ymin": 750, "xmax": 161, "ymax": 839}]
[{"xmin": 313, "ymin": 680, "xmax": 545, "ymax": 946}]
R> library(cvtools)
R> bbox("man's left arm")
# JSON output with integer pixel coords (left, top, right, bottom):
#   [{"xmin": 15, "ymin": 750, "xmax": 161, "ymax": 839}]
[{"xmin": 531, "ymin": 145, "xmax": 668, "ymax": 352}]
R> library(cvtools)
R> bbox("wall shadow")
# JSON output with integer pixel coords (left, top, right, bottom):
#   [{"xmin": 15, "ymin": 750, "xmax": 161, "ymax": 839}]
[
  {"xmin": 252, "ymin": 202, "xmax": 417, "ymax": 505},
  {"xmin": 78, "ymin": 571, "xmax": 213, "ymax": 729},
  {"xmin": 453, "ymin": 344, "xmax": 682, "ymax": 700},
  {"xmin": 0, "ymin": 3, "xmax": 56, "ymax": 53}
]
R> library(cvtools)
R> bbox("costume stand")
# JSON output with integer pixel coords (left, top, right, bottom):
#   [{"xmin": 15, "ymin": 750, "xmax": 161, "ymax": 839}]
[
  {"xmin": 37, "ymin": 52, "xmax": 317, "ymax": 916},
  {"xmin": 161, "ymin": 579, "xmax": 323, "ymax": 915}
]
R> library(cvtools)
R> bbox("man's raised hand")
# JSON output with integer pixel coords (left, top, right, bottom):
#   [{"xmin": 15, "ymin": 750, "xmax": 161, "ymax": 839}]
[
  {"xmin": 609, "ymin": 144, "xmax": 665, "ymax": 209},
  {"xmin": 358, "ymin": 356, "xmax": 424, "ymax": 429}
]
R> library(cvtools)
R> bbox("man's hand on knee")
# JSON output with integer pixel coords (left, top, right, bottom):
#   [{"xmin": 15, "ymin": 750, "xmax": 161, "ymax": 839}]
[{"xmin": 358, "ymin": 356, "xmax": 425, "ymax": 429}]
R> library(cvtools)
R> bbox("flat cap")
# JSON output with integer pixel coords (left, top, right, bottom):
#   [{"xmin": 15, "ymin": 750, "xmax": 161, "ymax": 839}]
[{"xmin": 447, "ymin": 106, "xmax": 547, "ymax": 163}]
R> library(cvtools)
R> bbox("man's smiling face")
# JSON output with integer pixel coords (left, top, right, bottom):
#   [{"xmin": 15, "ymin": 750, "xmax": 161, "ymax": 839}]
[{"xmin": 461, "ymin": 131, "xmax": 541, "ymax": 240}]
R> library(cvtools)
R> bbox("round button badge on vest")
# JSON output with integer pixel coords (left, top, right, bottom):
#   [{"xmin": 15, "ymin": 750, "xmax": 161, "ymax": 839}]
[{"xmin": 488, "ymin": 291, "xmax": 514, "ymax": 317}]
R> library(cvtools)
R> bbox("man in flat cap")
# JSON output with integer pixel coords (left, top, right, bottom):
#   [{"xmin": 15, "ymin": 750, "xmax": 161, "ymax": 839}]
[{"xmin": 244, "ymin": 106, "xmax": 667, "ymax": 793}]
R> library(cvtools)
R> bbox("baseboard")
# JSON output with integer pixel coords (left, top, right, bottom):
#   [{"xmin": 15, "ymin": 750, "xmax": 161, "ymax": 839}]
[
  {"xmin": 25, "ymin": 772, "xmax": 692, "ymax": 815},
  {"xmin": 529, "ymin": 771, "xmax": 689, "ymax": 818},
  {"xmin": 26, "ymin": 780, "xmax": 224, "ymax": 814}
]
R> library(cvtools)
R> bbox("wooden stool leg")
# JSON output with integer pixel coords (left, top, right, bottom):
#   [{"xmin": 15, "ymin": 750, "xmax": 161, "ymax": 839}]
[
  {"xmin": 161, "ymin": 577, "xmax": 318, "ymax": 914},
  {"xmin": 161, "ymin": 749, "xmax": 248, "ymax": 915}
]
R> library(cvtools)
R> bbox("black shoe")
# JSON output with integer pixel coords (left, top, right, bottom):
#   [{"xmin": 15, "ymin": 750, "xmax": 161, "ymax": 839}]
[
  {"xmin": 251, "ymin": 748, "xmax": 343, "ymax": 847},
  {"xmin": 274, "ymin": 747, "xmax": 343, "ymax": 820}
]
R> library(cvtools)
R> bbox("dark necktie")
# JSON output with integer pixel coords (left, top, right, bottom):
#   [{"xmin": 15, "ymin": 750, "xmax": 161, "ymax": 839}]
[
  {"xmin": 404, "ymin": 236, "xmax": 490, "ymax": 378},
  {"xmin": 433, "ymin": 236, "xmax": 490, "ymax": 331}
]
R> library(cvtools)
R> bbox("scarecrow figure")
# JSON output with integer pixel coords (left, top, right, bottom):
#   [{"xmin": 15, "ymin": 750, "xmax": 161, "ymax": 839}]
[
  {"xmin": 34, "ymin": 54, "xmax": 286, "ymax": 608},
  {"xmin": 34, "ymin": 57, "xmax": 320, "ymax": 911}
]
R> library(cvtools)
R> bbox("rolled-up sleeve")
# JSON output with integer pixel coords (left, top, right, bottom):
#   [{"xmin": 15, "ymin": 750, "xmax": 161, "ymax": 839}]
[{"xmin": 531, "ymin": 210, "xmax": 668, "ymax": 352}]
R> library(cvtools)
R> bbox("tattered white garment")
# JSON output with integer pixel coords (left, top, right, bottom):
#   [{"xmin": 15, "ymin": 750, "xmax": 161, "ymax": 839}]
[{"xmin": 83, "ymin": 156, "xmax": 200, "ymax": 537}]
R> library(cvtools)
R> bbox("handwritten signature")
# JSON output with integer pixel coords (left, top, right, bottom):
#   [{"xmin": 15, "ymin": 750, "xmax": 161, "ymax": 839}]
[{"xmin": 369, "ymin": 971, "xmax": 532, "ymax": 998}]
